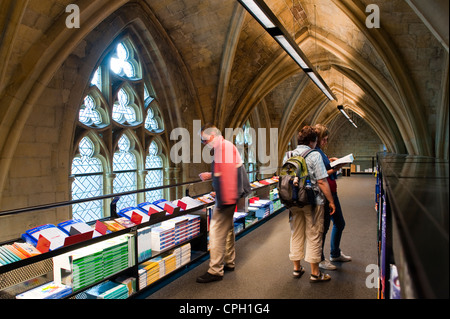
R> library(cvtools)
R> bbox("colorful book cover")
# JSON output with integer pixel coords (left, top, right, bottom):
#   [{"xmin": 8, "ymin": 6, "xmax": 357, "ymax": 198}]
[
  {"xmin": 16, "ymin": 281, "xmax": 72, "ymax": 299},
  {"xmin": 103, "ymin": 220, "xmax": 126, "ymax": 232},
  {"xmin": 114, "ymin": 217, "xmax": 136, "ymax": 228}
]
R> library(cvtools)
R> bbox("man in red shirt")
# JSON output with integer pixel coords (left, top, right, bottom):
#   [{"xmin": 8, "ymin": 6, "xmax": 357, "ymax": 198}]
[{"xmin": 196, "ymin": 124, "xmax": 250, "ymax": 283}]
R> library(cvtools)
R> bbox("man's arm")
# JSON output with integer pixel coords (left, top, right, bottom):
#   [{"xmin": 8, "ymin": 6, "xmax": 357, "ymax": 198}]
[{"xmin": 317, "ymin": 178, "xmax": 336, "ymax": 215}]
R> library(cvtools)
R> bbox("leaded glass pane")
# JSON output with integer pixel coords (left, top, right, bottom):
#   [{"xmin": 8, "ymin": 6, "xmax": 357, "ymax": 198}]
[
  {"xmin": 71, "ymin": 137, "xmax": 103, "ymax": 222},
  {"xmin": 145, "ymin": 170, "xmax": 163, "ymax": 202},
  {"xmin": 112, "ymin": 88, "xmax": 136, "ymax": 123},
  {"xmin": 113, "ymin": 135, "xmax": 137, "ymax": 210},
  {"xmin": 72, "ymin": 175, "xmax": 103, "ymax": 222},
  {"xmin": 145, "ymin": 142, "xmax": 163, "ymax": 202},
  {"xmin": 110, "ymin": 43, "xmax": 136, "ymax": 78},
  {"xmin": 79, "ymin": 95, "xmax": 102, "ymax": 125},
  {"xmin": 145, "ymin": 107, "xmax": 159, "ymax": 131},
  {"xmin": 114, "ymin": 172, "xmax": 136, "ymax": 211}
]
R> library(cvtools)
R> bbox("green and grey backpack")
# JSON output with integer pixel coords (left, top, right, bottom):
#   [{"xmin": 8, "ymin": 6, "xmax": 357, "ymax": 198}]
[{"xmin": 278, "ymin": 149, "xmax": 317, "ymax": 208}]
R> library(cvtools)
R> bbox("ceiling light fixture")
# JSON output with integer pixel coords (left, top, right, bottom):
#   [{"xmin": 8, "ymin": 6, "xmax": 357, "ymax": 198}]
[
  {"xmin": 238, "ymin": 0, "xmax": 336, "ymax": 101},
  {"xmin": 337, "ymin": 105, "xmax": 358, "ymax": 128}
]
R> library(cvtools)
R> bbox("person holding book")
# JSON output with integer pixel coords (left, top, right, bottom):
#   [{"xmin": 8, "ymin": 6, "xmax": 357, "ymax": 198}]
[
  {"xmin": 313, "ymin": 124, "xmax": 352, "ymax": 271},
  {"xmin": 196, "ymin": 123, "xmax": 251, "ymax": 283},
  {"xmin": 284, "ymin": 126, "xmax": 336, "ymax": 282}
]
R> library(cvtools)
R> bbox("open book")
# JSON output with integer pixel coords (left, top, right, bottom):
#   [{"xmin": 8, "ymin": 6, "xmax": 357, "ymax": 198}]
[{"xmin": 330, "ymin": 153, "xmax": 354, "ymax": 168}]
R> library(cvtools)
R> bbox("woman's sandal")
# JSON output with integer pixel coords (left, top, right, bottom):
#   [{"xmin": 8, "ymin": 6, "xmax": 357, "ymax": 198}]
[
  {"xmin": 293, "ymin": 266, "xmax": 305, "ymax": 278},
  {"xmin": 310, "ymin": 271, "xmax": 331, "ymax": 283}
]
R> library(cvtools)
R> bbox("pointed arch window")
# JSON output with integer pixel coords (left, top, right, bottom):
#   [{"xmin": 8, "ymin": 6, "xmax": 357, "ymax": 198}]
[
  {"xmin": 71, "ymin": 137, "xmax": 104, "ymax": 222},
  {"xmin": 72, "ymin": 34, "xmax": 166, "ymax": 222}
]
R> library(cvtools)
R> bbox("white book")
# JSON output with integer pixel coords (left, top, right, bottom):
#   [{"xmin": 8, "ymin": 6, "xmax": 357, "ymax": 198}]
[{"xmin": 330, "ymin": 153, "xmax": 354, "ymax": 168}]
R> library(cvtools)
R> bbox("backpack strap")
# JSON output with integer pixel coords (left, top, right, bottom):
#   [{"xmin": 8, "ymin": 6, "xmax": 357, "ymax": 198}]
[
  {"xmin": 285, "ymin": 150, "xmax": 294, "ymax": 160},
  {"xmin": 300, "ymin": 149, "xmax": 317, "ymax": 179},
  {"xmin": 301, "ymin": 148, "xmax": 317, "ymax": 159}
]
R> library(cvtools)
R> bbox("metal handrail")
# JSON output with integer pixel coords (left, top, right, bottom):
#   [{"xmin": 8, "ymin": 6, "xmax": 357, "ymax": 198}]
[
  {"xmin": 0, "ymin": 179, "xmax": 209, "ymax": 218},
  {"xmin": 0, "ymin": 169, "xmax": 263, "ymax": 218}
]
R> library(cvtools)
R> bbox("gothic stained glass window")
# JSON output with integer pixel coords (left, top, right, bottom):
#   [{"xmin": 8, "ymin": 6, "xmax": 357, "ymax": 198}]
[
  {"xmin": 113, "ymin": 135, "xmax": 137, "ymax": 211},
  {"xmin": 72, "ymin": 36, "xmax": 166, "ymax": 222},
  {"xmin": 110, "ymin": 42, "xmax": 136, "ymax": 78},
  {"xmin": 112, "ymin": 88, "xmax": 137, "ymax": 124},
  {"xmin": 145, "ymin": 141, "xmax": 163, "ymax": 203},
  {"xmin": 145, "ymin": 107, "xmax": 159, "ymax": 131},
  {"xmin": 71, "ymin": 137, "xmax": 103, "ymax": 222},
  {"xmin": 79, "ymin": 95, "xmax": 102, "ymax": 126}
]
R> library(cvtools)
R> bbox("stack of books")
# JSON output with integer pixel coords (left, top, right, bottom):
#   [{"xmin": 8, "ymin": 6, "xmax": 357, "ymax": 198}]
[
  {"xmin": 102, "ymin": 220, "xmax": 126, "ymax": 232},
  {"xmin": 83, "ymin": 281, "xmax": 129, "ymax": 299},
  {"xmin": 234, "ymin": 221, "xmax": 244, "ymax": 234},
  {"xmin": 114, "ymin": 217, "xmax": 136, "ymax": 228},
  {"xmin": 118, "ymin": 207, "xmax": 151, "ymax": 223},
  {"xmin": 196, "ymin": 193, "xmax": 215, "ymax": 204},
  {"xmin": 138, "ymin": 261, "xmax": 160, "ymax": 288},
  {"xmin": 53, "ymin": 234, "xmax": 135, "ymax": 292},
  {"xmin": 115, "ymin": 276, "xmax": 136, "ymax": 297},
  {"xmin": 101, "ymin": 235, "xmax": 134, "ymax": 278},
  {"xmin": 173, "ymin": 196, "xmax": 204, "ymax": 210},
  {"xmin": 137, "ymin": 226, "xmax": 152, "ymax": 262},
  {"xmin": 21, "ymin": 224, "xmax": 68, "ymax": 251},
  {"xmin": 151, "ymin": 225, "xmax": 175, "ymax": 251},
  {"xmin": 71, "ymin": 245, "xmax": 104, "ymax": 292},
  {"xmin": 270, "ymin": 188, "xmax": 279, "ymax": 201},
  {"xmin": 57, "ymin": 219, "xmax": 102, "ymax": 237},
  {"xmin": 162, "ymin": 253, "xmax": 177, "ymax": 275},
  {"xmin": 161, "ymin": 217, "xmax": 189, "ymax": 245},
  {"xmin": 249, "ymin": 199, "xmax": 273, "ymax": 219},
  {"xmin": 185, "ymin": 214, "xmax": 201, "ymax": 239},
  {"xmin": 16, "ymin": 281, "xmax": 72, "ymax": 299},
  {"xmin": 151, "ymin": 256, "xmax": 166, "ymax": 278},
  {"xmin": 0, "ymin": 242, "xmax": 41, "ymax": 266},
  {"xmin": 138, "ymin": 202, "xmax": 165, "ymax": 215},
  {"xmin": 174, "ymin": 243, "xmax": 191, "ymax": 268}
]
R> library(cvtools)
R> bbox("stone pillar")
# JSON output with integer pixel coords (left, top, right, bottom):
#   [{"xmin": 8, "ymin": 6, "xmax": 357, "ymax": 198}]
[{"xmin": 164, "ymin": 166, "xmax": 181, "ymax": 200}]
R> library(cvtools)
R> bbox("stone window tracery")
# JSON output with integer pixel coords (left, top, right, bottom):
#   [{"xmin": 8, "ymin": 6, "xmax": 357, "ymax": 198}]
[{"xmin": 71, "ymin": 36, "xmax": 166, "ymax": 222}]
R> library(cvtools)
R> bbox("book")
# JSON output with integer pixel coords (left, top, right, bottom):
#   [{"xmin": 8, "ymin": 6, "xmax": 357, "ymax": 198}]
[
  {"xmin": 138, "ymin": 202, "xmax": 165, "ymax": 215},
  {"xmin": 24, "ymin": 224, "xmax": 68, "ymax": 251},
  {"xmin": 118, "ymin": 207, "xmax": 150, "ymax": 223},
  {"xmin": 13, "ymin": 242, "xmax": 41, "ymax": 258},
  {"xmin": 103, "ymin": 220, "xmax": 126, "ymax": 232},
  {"xmin": 330, "ymin": 153, "xmax": 354, "ymax": 168},
  {"xmin": 115, "ymin": 217, "xmax": 136, "ymax": 228},
  {"xmin": 16, "ymin": 281, "xmax": 72, "ymax": 299}
]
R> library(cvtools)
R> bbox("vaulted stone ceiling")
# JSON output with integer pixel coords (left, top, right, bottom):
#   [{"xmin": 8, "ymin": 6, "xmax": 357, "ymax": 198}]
[{"xmin": 0, "ymin": 0, "xmax": 448, "ymax": 184}]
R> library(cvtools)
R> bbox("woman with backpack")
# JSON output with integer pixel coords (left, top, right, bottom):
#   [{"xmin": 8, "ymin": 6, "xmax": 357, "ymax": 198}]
[
  {"xmin": 283, "ymin": 126, "xmax": 336, "ymax": 283},
  {"xmin": 313, "ymin": 124, "xmax": 352, "ymax": 271}
]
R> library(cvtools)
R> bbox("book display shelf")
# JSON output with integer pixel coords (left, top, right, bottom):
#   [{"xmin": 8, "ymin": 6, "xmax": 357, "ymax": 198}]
[
  {"xmin": 375, "ymin": 153, "xmax": 448, "ymax": 299},
  {"xmin": 0, "ymin": 176, "xmax": 283, "ymax": 299}
]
